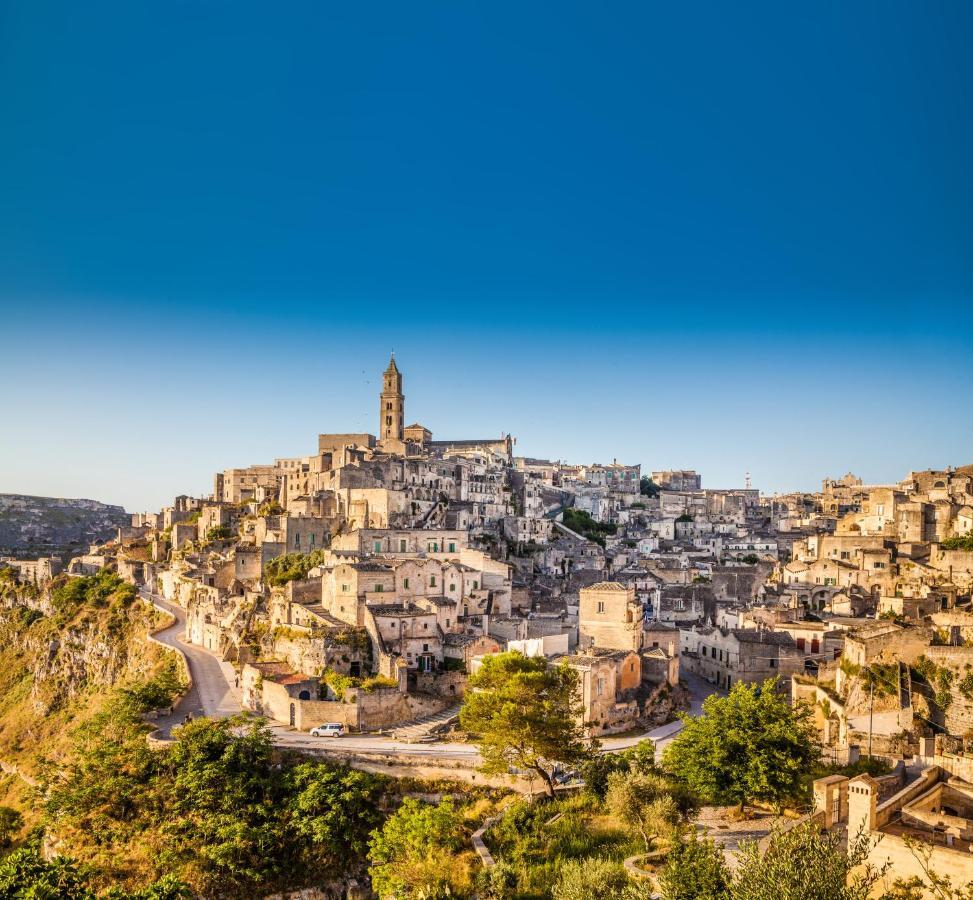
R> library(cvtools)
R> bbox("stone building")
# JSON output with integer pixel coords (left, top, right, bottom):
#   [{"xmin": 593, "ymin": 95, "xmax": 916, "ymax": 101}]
[
  {"xmin": 579, "ymin": 582, "xmax": 645, "ymax": 651},
  {"xmin": 683, "ymin": 627, "xmax": 804, "ymax": 691},
  {"xmin": 378, "ymin": 354, "xmax": 405, "ymax": 453},
  {"xmin": 815, "ymin": 767, "xmax": 973, "ymax": 893}
]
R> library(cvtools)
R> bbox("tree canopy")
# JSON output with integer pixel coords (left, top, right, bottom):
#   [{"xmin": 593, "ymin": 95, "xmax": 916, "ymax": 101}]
[
  {"xmin": 459, "ymin": 651, "xmax": 592, "ymax": 796},
  {"xmin": 734, "ymin": 821, "xmax": 886, "ymax": 900},
  {"xmin": 662, "ymin": 678, "xmax": 818, "ymax": 811},
  {"xmin": 367, "ymin": 797, "xmax": 473, "ymax": 899}
]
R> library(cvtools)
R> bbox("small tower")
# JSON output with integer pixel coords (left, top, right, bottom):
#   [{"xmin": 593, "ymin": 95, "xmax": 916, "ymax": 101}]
[{"xmin": 379, "ymin": 354, "xmax": 404, "ymax": 445}]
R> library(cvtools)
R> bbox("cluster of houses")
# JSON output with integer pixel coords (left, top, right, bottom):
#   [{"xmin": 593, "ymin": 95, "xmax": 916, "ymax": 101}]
[{"xmin": 6, "ymin": 358, "xmax": 973, "ymax": 886}]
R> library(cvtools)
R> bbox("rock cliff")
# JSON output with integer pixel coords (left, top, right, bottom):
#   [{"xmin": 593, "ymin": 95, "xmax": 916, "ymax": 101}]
[{"xmin": 0, "ymin": 494, "xmax": 129, "ymax": 557}]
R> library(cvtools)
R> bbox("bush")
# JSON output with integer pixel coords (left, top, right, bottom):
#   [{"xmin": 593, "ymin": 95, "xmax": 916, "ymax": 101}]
[
  {"xmin": 49, "ymin": 570, "xmax": 136, "ymax": 618},
  {"xmin": 264, "ymin": 550, "xmax": 328, "ymax": 586},
  {"xmin": 321, "ymin": 667, "xmax": 359, "ymax": 700},
  {"xmin": 941, "ymin": 534, "xmax": 973, "ymax": 551},
  {"xmin": 119, "ymin": 659, "xmax": 187, "ymax": 712},
  {"xmin": 657, "ymin": 835, "xmax": 731, "ymax": 899},
  {"xmin": 360, "ymin": 675, "xmax": 399, "ymax": 692},
  {"xmin": 368, "ymin": 798, "xmax": 473, "ymax": 899},
  {"xmin": 562, "ymin": 508, "xmax": 617, "ymax": 547},
  {"xmin": 552, "ymin": 857, "xmax": 632, "ymax": 900}
]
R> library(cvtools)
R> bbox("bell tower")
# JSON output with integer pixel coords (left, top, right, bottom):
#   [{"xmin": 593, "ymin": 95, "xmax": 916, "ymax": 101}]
[{"xmin": 379, "ymin": 354, "xmax": 404, "ymax": 444}]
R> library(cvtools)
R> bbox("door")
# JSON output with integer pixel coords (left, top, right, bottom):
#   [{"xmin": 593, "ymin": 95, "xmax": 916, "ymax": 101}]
[{"xmin": 289, "ymin": 703, "xmax": 295, "ymax": 726}]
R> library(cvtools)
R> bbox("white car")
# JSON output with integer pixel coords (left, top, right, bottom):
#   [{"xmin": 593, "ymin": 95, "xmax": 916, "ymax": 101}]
[{"xmin": 310, "ymin": 722, "xmax": 345, "ymax": 738}]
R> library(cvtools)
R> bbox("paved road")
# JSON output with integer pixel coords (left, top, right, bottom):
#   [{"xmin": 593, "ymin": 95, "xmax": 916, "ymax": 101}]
[
  {"xmin": 140, "ymin": 588, "xmax": 723, "ymax": 760},
  {"xmin": 274, "ymin": 669, "xmax": 723, "ymax": 759},
  {"xmin": 601, "ymin": 671, "xmax": 723, "ymax": 760},
  {"xmin": 141, "ymin": 591, "xmax": 242, "ymax": 734}
]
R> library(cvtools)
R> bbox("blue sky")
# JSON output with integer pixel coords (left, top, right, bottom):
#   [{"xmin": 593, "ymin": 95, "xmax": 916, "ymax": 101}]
[{"xmin": 1, "ymin": 2, "xmax": 971, "ymax": 512}]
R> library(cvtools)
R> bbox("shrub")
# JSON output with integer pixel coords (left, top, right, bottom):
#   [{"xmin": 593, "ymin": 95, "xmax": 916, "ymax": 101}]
[
  {"xmin": 360, "ymin": 675, "xmax": 399, "ymax": 692},
  {"xmin": 552, "ymin": 857, "xmax": 632, "ymax": 900},
  {"xmin": 264, "ymin": 549, "xmax": 328, "ymax": 586},
  {"xmin": 658, "ymin": 835, "xmax": 731, "ymax": 899}
]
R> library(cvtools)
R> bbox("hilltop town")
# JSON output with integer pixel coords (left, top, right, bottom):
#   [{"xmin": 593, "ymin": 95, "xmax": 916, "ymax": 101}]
[{"xmin": 5, "ymin": 356, "xmax": 973, "ymax": 895}]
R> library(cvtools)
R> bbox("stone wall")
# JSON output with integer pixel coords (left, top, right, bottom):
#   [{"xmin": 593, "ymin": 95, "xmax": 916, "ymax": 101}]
[
  {"xmin": 414, "ymin": 670, "xmax": 468, "ymax": 699},
  {"xmin": 357, "ymin": 688, "xmax": 449, "ymax": 731},
  {"xmin": 294, "ymin": 700, "xmax": 360, "ymax": 731}
]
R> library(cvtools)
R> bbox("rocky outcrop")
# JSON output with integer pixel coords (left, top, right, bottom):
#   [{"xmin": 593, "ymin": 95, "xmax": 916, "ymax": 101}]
[{"xmin": 0, "ymin": 494, "xmax": 129, "ymax": 557}]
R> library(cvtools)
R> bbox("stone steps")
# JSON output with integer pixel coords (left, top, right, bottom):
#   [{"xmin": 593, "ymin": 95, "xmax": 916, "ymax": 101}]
[{"xmin": 391, "ymin": 703, "xmax": 462, "ymax": 742}]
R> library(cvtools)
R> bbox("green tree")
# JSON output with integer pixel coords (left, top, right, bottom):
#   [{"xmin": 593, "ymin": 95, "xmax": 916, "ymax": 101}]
[
  {"xmin": 459, "ymin": 651, "xmax": 591, "ymax": 796},
  {"xmin": 0, "ymin": 806, "xmax": 23, "ymax": 849},
  {"xmin": 285, "ymin": 762, "xmax": 384, "ymax": 861},
  {"xmin": 734, "ymin": 822, "xmax": 886, "ymax": 900},
  {"xmin": 164, "ymin": 716, "xmax": 284, "ymax": 887},
  {"xmin": 605, "ymin": 770, "xmax": 695, "ymax": 852},
  {"xmin": 0, "ymin": 842, "xmax": 95, "ymax": 899},
  {"xmin": 639, "ymin": 476, "xmax": 661, "ymax": 498},
  {"xmin": 368, "ymin": 798, "xmax": 471, "ymax": 899},
  {"xmin": 657, "ymin": 835, "xmax": 732, "ymax": 900},
  {"xmin": 551, "ymin": 857, "xmax": 633, "ymax": 900},
  {"xmin": 662, "ymin": 678, "xmax": 818, "ymax": 812}
]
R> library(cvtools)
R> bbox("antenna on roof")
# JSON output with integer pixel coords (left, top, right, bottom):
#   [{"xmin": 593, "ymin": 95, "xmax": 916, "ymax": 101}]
[{"xmin": 745, "ymin": 471, "xmax": 752, "ymax": 490}]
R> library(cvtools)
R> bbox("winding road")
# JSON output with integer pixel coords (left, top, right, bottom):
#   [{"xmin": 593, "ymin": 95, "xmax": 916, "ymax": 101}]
[
  {"xmin": 142, "ymin": 591, "xmax": 243, "ymax": 734},
  {"xmin": 141, "ymin": 590, "xmax": 719, "ymax": 759}
]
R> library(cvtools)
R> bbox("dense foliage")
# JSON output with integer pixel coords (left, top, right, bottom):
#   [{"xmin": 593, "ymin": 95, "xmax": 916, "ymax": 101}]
[
  {"xmin": 662, "ymin": 678, "xmax": 818, "ymax": 811},
  {"xmin": 561, "ymin": 508, "xmax": 617, "ymax": 547},
  {"xmin": 485, "ymin": 791, "xmax": 645, "ymax": 898},
  {"xmin": 733, "ymin": 821, "xmax": 886, "ymax": 900},
  {"xmin": 941, "ymin": 534, "xmax": 973, "ymax": 551},
  {"xmin": 460, "ymin": 651, "xmax": 591, "ymax": 795},
  {"xmin": 368, "ymin": 797, "xmax": 475, "ymax": 899},
  {"xmin": 657, "ymin": 835, "xmax": 732, "ymax": 899},
  {"xmin": 49, "ymin": 570, "xmax": 138, "ymax": 620},
  {"xmin": 38, "ymin": 682, "xmax": 388, "ymax": 896},
  {"xmin": 639, "ymin": 476, "xmax": 661, "ymax": 498},
  {"xmin": 263, "ymin": 549, "xmax": 328, "ymax": 586}
]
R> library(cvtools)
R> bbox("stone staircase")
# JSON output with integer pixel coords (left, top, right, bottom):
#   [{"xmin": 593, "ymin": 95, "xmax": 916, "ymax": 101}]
[{"xmin": 391, "ymin": 703, "xmax": 462, "ymax": 743}]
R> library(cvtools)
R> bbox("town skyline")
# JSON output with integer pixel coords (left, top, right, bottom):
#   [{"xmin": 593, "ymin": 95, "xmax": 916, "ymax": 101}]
[
  {"xmin": 0, "ymin": 350, "xmax": 967, "ymax": 511},
  {"xmin": 2, "ymin": 2, "xmax": 972, "ymax": 511}
]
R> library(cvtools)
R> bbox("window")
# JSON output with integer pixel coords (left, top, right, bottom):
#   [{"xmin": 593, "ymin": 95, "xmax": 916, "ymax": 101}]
[
  {"xmin": 341, "ymin": 584, "xmax": 349, "ymax": 592},
  {"xmin": 448, "ymin": 542, "xmax": 456, "ymax": 552},
  {"xmin": 473, "ymin": 580, "xmax": 479, "ymax": 589},
  {"xmin": 374, "ymin": 584, "xmax": 383, "ymax": 592},
  {"xmin": 597, "ymin": 601, "xmax": 605, "ymax": 613},
  {"xmin": 399, "ymin": 539, "xmax": 407, "ymax": 552},
  {"xmin": 423, "ymin": 644, "xmax": 429, "ymax": 652},
  {"xmin": 373, "ymin": 541, "xmax": 382, "ymax": 552},
  {"xmin": 403, "ymin": 578, "xmax": 410, "ymax": 589},
  {"xmin": 449, "ymin": 583, "xmax": 456, "ymax": 592},
  {"xmin": 596, "ymin": 676, "xmax": 605, "ymax": 697},
  {"xmin": 430, "ymin": 575, "xmax": 437, "ymax": 587},
  {"xmin": 423, "ymin": 622, "xmax": 428, "ymax": 630},
  {"xmin": 769, "ymin": 658, "xmax": 777, "ymax": 668},
  {"xmin": 445, "ymin": 618, "xmax": 450, "ymax": 627}
]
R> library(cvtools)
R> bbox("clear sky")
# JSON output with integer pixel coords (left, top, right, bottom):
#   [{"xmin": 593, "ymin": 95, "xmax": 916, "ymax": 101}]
[{"xmin": 1, "ymin": 2, "xmax": 971, "ymax": 512}]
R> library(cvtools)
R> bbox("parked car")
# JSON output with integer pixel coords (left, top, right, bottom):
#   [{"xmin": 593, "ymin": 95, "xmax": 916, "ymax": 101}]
[{"xmin": 310, "ymin": 723, "xmax": 345, "ymax": 738}]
